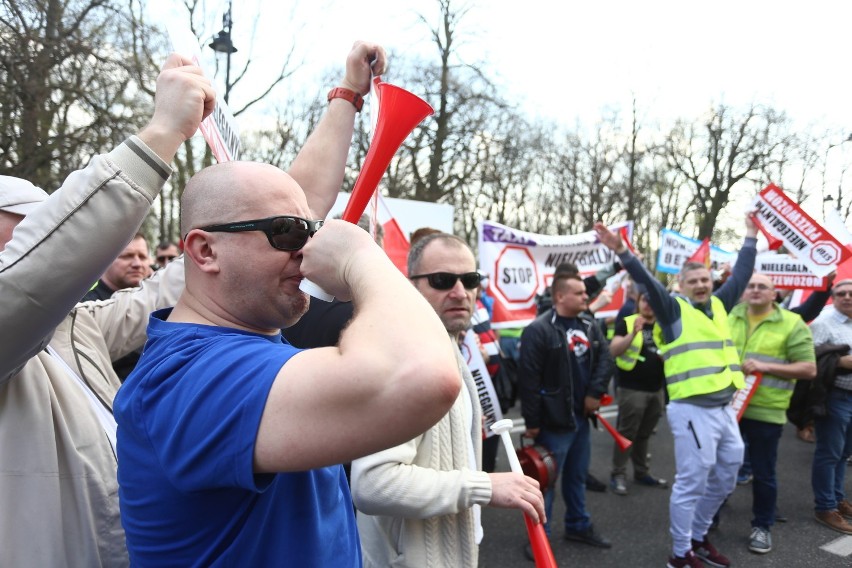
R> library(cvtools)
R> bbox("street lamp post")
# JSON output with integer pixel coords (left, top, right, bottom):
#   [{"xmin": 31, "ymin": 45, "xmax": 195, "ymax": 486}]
[{"xmin": 208, "ymin": 1, "xmax": 238, "ymax": 103}]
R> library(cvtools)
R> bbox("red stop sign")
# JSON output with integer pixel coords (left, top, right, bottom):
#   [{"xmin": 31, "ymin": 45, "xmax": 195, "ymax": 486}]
[{"xmin": 492, "ymin": 245, "xmax": 539, "ymax": 305}]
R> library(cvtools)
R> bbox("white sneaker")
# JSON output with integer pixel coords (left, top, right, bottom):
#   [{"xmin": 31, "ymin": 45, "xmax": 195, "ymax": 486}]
[{"xmin": 748, "ymin": 527, "xmax": 771, "ymax": 554}]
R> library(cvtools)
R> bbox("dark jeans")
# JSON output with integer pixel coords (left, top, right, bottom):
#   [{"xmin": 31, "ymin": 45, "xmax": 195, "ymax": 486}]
[
  {"xmin": 739, "ymin": 418, "xmax": 783, "ymax": 529},
  {"xmin": 536, "ymin": 417, "xmax": 591, "ymax": 535},
  {"xmin": 812, "ymin": 388, "xmax": 852, "ymax": 511}
]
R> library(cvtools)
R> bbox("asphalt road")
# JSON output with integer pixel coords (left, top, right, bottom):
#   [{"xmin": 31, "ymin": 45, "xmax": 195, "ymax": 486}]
[{"xmin": 478, "ymin": 404, "xmax": 852, "ymax": 567}]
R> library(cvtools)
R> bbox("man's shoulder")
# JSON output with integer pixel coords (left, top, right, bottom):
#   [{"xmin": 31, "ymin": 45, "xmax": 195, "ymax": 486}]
[{"xmin": 80, "ymin": 280, "xmax": 114, "ymax": 302}]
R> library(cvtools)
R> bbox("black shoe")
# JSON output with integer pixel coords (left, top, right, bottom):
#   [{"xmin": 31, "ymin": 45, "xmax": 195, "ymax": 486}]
[
  {"xmin": 586, "ymin": 473, "xmax": 607, "ymax": 493},
  {"xmin": 776, "ymin": 509, "xmax": 788, "ymax": 523},
  {"xmin": 635, "ymin": 474, "xmax": 669, "ymax": 488},
  {"xmin": 523, "ymin": 542, "xmax": 535, "ymax": 562},
  {"xmin": 564, "ymin": 525, "xmax": 612, "ymax": 548}
]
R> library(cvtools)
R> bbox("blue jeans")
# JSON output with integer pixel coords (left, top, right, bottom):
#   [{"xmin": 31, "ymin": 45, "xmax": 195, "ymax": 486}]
[
  {"xmin": 536, "ymin": 418, "xmax": 591, "ymax": 535},
  {"xmin": 812, "ymin": 388, "xmax": 852, "ymax": 511},
  {"xmin": 739, "ymin": 418, "xmax": 783, "ymax": 529}
]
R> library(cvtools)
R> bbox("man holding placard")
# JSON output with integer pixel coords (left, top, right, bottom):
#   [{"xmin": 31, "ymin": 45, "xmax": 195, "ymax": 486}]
[{"xmin": 728, "ymin": 273, "xmax": 816, "ymax": 553}]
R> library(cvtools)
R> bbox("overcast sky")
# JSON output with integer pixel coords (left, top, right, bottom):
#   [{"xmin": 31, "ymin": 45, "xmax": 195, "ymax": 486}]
[
  {"xmin": 211, "ymin": 0, "xmax": 851, "ymax": 131},
  {"xmin": 156, "ymin": 0, "xmax": 852, "ymax": 227}
]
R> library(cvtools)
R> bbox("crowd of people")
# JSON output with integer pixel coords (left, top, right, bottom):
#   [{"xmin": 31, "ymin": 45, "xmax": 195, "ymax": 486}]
[{"xmin": 1, "ymin": 41, "xmax": 851, "ymax": 568}]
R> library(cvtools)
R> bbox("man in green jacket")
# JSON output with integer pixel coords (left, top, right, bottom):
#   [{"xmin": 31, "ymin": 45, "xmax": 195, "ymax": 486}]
[{"xmin": 728, "ymin": 273, "xmax": 816, "ymax": 554}]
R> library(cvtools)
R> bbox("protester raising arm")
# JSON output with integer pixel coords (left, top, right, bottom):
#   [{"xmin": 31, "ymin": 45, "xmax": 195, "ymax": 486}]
[
  {"xmin": 289, "ymin": 41, "xmax": 387, "ymax": 218},
  {"xmin": 711, "ymin": 213, "xmax": 759, "ymax": 312},
  {"xmin": 0, "ymin": 54, "xmax": 213, "ymax": 381},
  {"xmin": 594, "ymin": 223, "xmax": 681, "ymax": 332}
]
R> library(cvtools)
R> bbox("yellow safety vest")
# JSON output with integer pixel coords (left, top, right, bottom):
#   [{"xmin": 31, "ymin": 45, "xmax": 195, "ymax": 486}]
[
  {"xmin": 654, "ymin": 296, "xmax": 744, "ymax": 400},
  {"xmin": 616, "ymin": 315, "xmax": 645, "ymax": 372},
  {"xmin": 728, "ymin": 303, "xmax": 809, "ymax": 424}
]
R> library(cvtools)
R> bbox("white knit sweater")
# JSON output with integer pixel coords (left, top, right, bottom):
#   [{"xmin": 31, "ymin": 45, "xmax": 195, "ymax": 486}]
[{"xmin": 351, "ymin": 343, "xmax": 493, "ymax": 567}]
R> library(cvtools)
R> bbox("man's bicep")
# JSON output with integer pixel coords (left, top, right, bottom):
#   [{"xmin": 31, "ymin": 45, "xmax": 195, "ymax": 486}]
[{"xmin": 254, "ymin": 346, "xmax": 436, "ymax": 474}]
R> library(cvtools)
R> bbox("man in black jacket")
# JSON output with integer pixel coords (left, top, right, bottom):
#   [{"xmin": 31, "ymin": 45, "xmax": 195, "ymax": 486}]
[{"xmin": 520, "ymin": 272, "xmax": 615, "ymax": 549}]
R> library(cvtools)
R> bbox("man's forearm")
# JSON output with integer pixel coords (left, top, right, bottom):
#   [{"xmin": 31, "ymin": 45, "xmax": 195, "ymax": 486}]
[{"xmin": 289, "ymin": 100, "xmax": 357, "ymax": 219}]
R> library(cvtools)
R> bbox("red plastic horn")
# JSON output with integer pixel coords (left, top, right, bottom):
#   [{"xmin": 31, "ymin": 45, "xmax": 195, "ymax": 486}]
[
  {"xmin": 597, "ymin": 394, "xmax": 633, "ymax": 453},
  {"xmin": 340, "ymin": 80, "xmax": 434, "ymax": 223}
]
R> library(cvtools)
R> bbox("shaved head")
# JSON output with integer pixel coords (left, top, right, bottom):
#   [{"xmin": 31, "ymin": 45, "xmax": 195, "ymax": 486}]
[
  {"xmin": 177, "ymin": 161, "xmax": 315, "ymax": 332},
  {"xmin": 181, "ymin": 162, "xmax": 307, "ymax": 237}
]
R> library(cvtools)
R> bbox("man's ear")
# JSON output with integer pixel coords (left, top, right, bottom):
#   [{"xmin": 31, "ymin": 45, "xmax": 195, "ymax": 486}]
[{"xmin": 183, "ymin": 230, "xmax": 220, "ymax": 274}]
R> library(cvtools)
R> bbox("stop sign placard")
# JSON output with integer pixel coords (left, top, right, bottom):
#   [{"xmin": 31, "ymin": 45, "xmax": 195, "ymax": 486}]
[
  {"xmin": 492, "ymin": 245, "xmax": 539, "ymax": 306},
  {"xmin": 810, "ymin": 240, "xmax": 841, "ymax": 266}
]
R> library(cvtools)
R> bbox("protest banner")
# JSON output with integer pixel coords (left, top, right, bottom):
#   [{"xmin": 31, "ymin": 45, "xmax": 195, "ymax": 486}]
[
  {"xmin": 655, "ymin": 229, "xmax": 737, "ymax": 274},
  {"xmin": 459, "ymin": 332, "xmax": 502, "ymax": 438},
  {"xmin": 752, "ymin": 184, "xmax": 850, "ymax": 277},
  {"xmin": 167, "ymin": 23, "xmax": 242, "ymax": 162},
  {"xmin": 754, "ymin": 252, "xmax": 827, "ymax": 290},
  {"xmin": 478, "ymin": 220, "xmax": 632, "ymax": 328}
]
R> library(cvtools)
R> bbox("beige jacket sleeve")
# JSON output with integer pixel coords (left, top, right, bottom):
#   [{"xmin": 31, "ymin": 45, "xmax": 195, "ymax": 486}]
[
  {"xmin": 75, "ymin": 257, "xmax": 185, "ymax": 361},
  {"xmin": 0, "ymin": 137, "xmax": 171, "ymax": 382}
]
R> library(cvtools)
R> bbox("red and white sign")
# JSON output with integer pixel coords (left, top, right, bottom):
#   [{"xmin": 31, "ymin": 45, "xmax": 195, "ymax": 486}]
[
  {"xmin": 492, "ymin": 246, "xmax": 540, "ymax": 307},
  {"xmin": 753, "ymin": 184, "xmax": 850, "ymax": 277},
  {"xmin": 754, "ymin": 252, "xmax": 828, "ymax": 291},
  {"xmin": 731, "ymin": 373, "xmax": 762, "ymax": 421}
]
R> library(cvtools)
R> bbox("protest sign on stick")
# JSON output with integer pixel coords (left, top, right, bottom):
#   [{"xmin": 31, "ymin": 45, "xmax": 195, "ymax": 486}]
[{"xmin": 752, "ymin": 184, "xmax": 850, "ymax": 277}]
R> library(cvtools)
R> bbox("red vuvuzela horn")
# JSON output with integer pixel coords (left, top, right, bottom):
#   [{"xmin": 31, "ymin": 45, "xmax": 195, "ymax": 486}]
[
  {"xmin": 597, "ymin": 394, "xmax": 633, "ymax": 452},
  {"xmin": 299, "ymin": 79, "xmax": 433, "ymax": 301},
  {"xmin": 341, "ymin": 79, "xmax": 434, "ymax": 223}
]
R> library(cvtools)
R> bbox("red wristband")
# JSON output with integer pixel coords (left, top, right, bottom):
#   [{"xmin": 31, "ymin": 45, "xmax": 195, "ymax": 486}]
[{"xmin": 327, "ymin": 87, "xmax": 364, "ymax": 112}]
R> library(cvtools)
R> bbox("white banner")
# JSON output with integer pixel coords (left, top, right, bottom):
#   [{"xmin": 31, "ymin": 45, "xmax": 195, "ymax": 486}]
[
  {"xmin": 655, "ymin": 229, "xmax": 737, "ymax": 274},
  {"xmin": 459, "ymin": 332, "xmax": 502, "ymax": 438},
  {"xmin": 477, "ymin": 220, "xmax": 632, "ymax": 328},
  {"xmin": 754, "ymin": 252, "xmax": 827, "ymax": 290}
]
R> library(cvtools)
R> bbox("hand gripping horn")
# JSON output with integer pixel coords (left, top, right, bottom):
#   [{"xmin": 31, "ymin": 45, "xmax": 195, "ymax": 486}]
[
  {"xmin": 491, "ymin": 419, "xmax": 558, "ymax": 568},
  {"xmin": 300, "ymin": 79, "xmax": 434, "ymax": 301}
]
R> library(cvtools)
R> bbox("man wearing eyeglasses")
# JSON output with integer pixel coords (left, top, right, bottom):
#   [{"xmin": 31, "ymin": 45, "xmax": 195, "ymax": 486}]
[
  {"xmin": 727, "ymin": 273, "xmax": 816, "ymax": 553},
  {"xmin": 518, "ymin": 271, "xmax": 615, "ymax": 552},
  {"xmin": 351, "ymin": 232, "xmax": 545, "ymax": 568},
  {"xmin": 809, "ymin": 279, "xmax": 852, "ymax": 536}
]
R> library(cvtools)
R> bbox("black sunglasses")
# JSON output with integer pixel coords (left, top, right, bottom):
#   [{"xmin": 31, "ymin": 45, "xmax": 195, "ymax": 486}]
[
  {"xmin": 192, "ymin": 215, "xmax": 324, "ymax": 251},
  {"xmin": 409, "ymin": 271, "xmax": 483, "ymax": 290}
]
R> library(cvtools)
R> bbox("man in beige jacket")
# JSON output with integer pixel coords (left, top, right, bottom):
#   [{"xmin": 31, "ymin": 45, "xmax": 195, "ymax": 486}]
[{"xmin": 0, "ymin": 42, "xmax": 384, "ymax": 567}]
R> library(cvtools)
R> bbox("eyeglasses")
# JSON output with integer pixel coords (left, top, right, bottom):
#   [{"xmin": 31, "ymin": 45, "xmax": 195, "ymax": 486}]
[
  {"xmin": 192, "ymin": 215, "xmax": 324, "ymax": 251},
  {"xmin": 157, "ymin": 255, "xmax": 177, "ymax": 263},
  {"xmin": 409, "ymin": 271, "xmax": 483, "ymax": 290}
]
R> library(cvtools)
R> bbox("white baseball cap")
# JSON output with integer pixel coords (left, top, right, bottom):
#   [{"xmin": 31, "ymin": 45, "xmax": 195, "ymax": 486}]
[{"xmin": 0, "ymin": 176, "xmax": 49, "ymax": 216}]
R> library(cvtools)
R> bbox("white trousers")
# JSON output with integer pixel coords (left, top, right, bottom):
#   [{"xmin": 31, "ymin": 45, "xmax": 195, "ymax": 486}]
[{"xmin": 667, "ymin": 402, "xmax": 744, "ymax": 556}]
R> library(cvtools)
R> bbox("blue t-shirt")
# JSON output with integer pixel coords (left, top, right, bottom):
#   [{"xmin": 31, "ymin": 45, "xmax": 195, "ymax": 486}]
[{"xmin": 114, "ymin": 308, "xmax": 360, "ymax": 567}]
